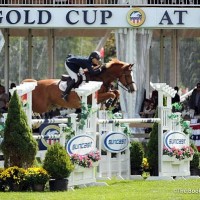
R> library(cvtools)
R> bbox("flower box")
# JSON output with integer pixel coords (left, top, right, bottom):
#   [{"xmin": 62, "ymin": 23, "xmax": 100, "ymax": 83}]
[
  {"xmin": 92, "ymin": 161, "xmax": 99, "ymax": 167},
  {"xmin": 163, "ymin": 146, "xmax": 194, "ymax": 161},
  {"xmin": 162, "ymin": 155, "xmax": 193, "ymax": 165}
]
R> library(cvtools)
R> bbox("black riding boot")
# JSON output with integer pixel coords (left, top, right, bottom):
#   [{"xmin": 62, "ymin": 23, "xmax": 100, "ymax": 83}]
[{"xmin": 62, "ymin": 79, "xmax": 76, "ymax": 100}]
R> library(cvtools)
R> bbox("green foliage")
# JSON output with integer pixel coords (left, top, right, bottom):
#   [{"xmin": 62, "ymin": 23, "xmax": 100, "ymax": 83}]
[
  {"xmin": 130, "ymin": 141, "xmax": 144, "ymax": 171},
  {"xmin": 0, "ymin": 91, "xmax": 38, "ymax": 168},
  {"xmin": 104, "ymin": 33, "xmax": 116, "ymax": 62},
  {"xmin": 147, "ymin": 122, "xmax": 158, "ymax": 176},
  {"xmin": 62, "ymin": 119, "xmax": 75, "ymax": 141},
  {"xmin": 78, "ymin": 103, "xmax": 92, "ymax": 130},
  {"xmin": 43, "ymin": 143, "xmax": 74, "ymax": 179},
  {"xmin": 190, "ymin": 143, "xmax": 200, "ymax": 169},
  {"xmin": 168, "ymin": 104, "xmax": 192, "ymax": 135}
]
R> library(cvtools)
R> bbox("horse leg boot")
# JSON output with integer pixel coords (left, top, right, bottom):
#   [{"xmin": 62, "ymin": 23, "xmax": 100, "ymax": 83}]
[{"xmin": 62, "ymin": 78, "xmax": 76, "ymax": 100}]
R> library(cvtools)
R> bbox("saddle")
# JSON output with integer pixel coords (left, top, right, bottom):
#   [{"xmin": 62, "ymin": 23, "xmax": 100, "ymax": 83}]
[{"xmin": 59, "ymin": 74, "xmax": 83, "ymax": 91}]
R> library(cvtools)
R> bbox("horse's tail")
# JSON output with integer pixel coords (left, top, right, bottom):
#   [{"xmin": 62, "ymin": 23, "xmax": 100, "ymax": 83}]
[{"xmin": 22, "ymin": 79, "xmax": 37, "ymax": 83}]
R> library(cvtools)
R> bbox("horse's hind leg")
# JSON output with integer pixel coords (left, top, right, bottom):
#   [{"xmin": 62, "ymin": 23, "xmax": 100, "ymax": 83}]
[{"xmin": 97, "ymin": 92, "xmax": 116, "ymax": 105}]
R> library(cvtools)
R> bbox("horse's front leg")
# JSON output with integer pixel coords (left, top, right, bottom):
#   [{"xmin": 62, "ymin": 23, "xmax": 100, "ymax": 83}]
[{"xmin": 110, "ymin": 90, "xmax": 120, "ymax": 107}]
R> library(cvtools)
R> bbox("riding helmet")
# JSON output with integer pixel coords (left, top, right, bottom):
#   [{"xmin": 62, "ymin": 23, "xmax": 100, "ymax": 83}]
[{"xmin": 89, "ymin": 51, "xmax": 101, "ymax": 61}]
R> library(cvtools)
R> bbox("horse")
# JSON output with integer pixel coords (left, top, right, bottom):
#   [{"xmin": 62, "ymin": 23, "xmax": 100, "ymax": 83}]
[{"xmin": 23, "ymin": 59, "xmax": 136, "ymax": 114}]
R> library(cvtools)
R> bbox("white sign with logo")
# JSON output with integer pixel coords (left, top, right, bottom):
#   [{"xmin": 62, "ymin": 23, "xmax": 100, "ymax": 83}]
[
  {"xmin": 67, "ymin": 134, "xmax": 95, "ymax": 155},
  {"xmin": 163, "ymin": 131, "xmax": 188, "ymax": 149},
  {"xmin": 103, "ymin": 131, "xmax": 129, "ymax": 153}
]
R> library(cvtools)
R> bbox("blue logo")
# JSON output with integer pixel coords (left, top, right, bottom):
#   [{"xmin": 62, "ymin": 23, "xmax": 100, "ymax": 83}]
[{"xmin": 103, "ymin": 132, "xmax": 129, "ymax": 153}]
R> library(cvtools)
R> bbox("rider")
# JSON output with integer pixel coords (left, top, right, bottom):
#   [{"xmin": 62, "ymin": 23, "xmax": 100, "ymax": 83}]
[{"xmin": 62, "ymin": 51, "xmax": 104, "ymax": 100}]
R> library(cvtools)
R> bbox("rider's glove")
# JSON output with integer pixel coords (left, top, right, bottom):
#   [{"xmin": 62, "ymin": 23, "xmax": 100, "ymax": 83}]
[{"xmin": 101, "ymin": 64, "xmax": 106, "ymax": 70}]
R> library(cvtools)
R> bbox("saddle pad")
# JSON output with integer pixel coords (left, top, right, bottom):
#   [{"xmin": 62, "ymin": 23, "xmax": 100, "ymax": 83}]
[
  {"xmin": 58, "ymin": 81, "xmax": 75, "ymax": 92},
  {"xmin": 59, "ymin": 81, "xmax": 66, "ymax": 91}
]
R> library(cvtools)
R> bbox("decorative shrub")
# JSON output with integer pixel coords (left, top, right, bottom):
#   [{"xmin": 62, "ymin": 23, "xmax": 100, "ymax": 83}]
[
  {"xmin": 130, "ymin": 141, "xmax": 144, "ymax": 174},
  {"xmin": 43, "ymin": 143, "xmax": 74, "ymax": 179},
  {"xmin": 25, "ymin": 167, "xmax": 50, "ymax": 185},
  {"xmin": 147, "ymin": 122, "xmax": 158, "ymax": 176},
  {"xmin": 1, "ymin": 91, "xmax": 38, "ymax": 168}
]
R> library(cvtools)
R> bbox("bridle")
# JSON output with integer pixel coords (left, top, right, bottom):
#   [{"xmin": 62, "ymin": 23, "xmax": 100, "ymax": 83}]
[{"xmin": 117, "ymin": 70, "xmax": 135, "ymax": 92}]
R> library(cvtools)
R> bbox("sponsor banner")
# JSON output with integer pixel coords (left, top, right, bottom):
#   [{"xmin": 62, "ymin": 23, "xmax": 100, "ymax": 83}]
[
  {"xmin": 67, "ymin": 134, "xmax": 95, "ymax": 155},
  {"xmin": 163, "ymin": 131, "xmax": 188, "ymax": 149},
  {"xmin": 103, "ymin": 131, "xmax": 129, "ymax": 153}
]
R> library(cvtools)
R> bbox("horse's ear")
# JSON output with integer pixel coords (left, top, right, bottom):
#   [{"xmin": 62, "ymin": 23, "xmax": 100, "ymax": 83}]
[
  {"xmin": 129, "ymin": 64, "xmax": 134, "ymax": 70},
  {"xmin": 123, "ymin": 63, "xmax": 133, "ymax": 70}
]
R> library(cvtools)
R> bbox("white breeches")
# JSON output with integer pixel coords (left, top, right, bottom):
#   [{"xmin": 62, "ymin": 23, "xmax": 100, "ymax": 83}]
[{"xmin": 65, "ymin": 62, "xmax": 78, "ymax": 82}]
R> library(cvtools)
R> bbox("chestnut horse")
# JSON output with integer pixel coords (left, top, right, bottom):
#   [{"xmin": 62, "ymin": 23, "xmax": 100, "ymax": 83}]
[{"xmin": 23, "ymin": 59, "xmax": 136, "ymax": 114}]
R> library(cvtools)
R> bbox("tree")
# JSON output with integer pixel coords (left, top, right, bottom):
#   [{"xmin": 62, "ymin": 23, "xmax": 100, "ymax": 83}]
[
  {"xmin": 1, "ymin": 91, "xmax": 38, "ymax": 168},
  {"xmin": 104, "ymin": 33, "xmax": 116, "ymax": 62},
  {"xmin": 147, "ymin": 122, "xmax": 158, "ymax": 176}
]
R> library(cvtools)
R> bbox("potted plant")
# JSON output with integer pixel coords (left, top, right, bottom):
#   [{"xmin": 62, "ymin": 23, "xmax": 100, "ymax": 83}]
[
  {"xmin": 0, "ymin": 167, "xmax": 5, "ymax": 191},
  {"xmin": 25, "ymin": 167, "xmax": 50, "ymax": 191},
  {"xmin": 43, "ymin": 142, "xmax": 74, "ymax": 191},
  {"xmin": 0, "ymin": 166, "xmax": 26, "ymax": 191},
  {"xmin": 141, "ymin": 158, "xmax": 150, "ymax": 179},
  {"xmin": 130, "ymin": 141, "xmax": 144, "ymax": 175}
]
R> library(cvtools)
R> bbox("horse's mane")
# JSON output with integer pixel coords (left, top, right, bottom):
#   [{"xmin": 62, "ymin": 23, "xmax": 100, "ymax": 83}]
[{"xmin": 106, "ymin": 58, "xmax": 127, "ymax": 68}]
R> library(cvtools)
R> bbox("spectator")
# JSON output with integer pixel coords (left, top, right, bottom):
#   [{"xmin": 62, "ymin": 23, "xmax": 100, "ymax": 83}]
[
  {"xmin": 10, "ymin": 82, "xmax": 16, "ymax": 89},
  {"xmin": 140, "ymin": 98, "xmax": 150, "ymax": 118},
  {"xmin": 172, "ymin": 86, "xmax": 180, "ymax": 104},
  {"xmin": 140, "ymin": 101, "xmax": 156, "ymax": 118},
  {"xmin": 9, "ymin": 82, "xmax": 16, "ymax": 99},
  {"xmin": 150, "ymin": 90, "xmax": 158, "ymax": 107},
  {"xmin": 189, "ymin": 82, "xmax": 200, "ymax": 116},
  {"xmin": 0, "ymin": 85, "xmax": 9, "ymax": 113}
]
